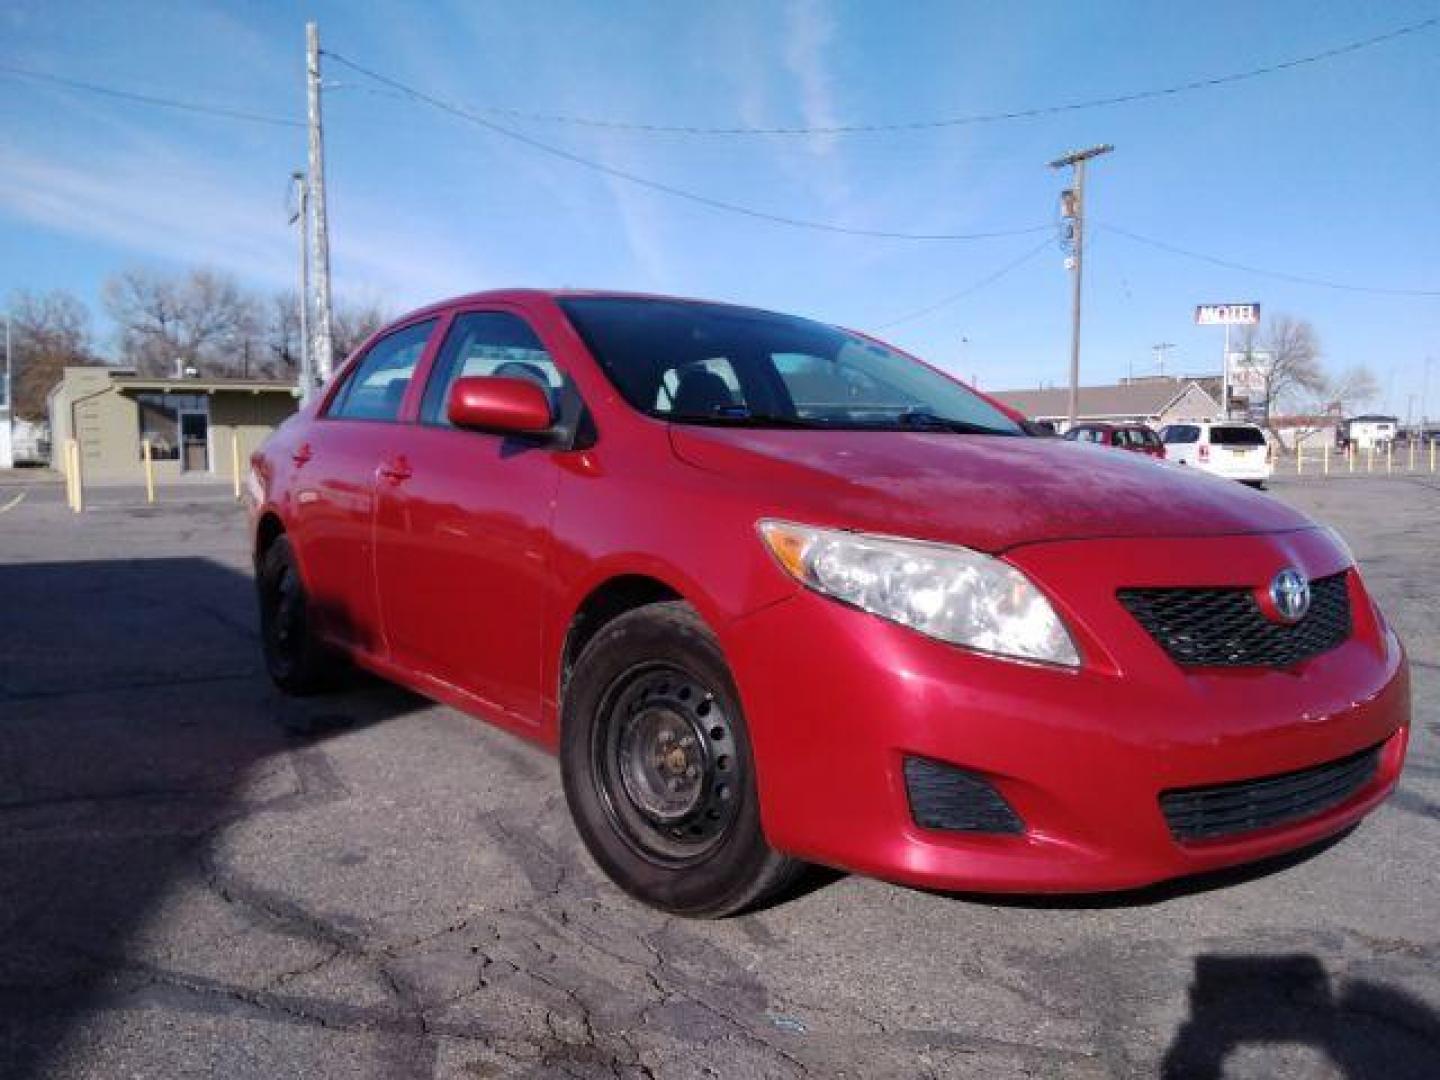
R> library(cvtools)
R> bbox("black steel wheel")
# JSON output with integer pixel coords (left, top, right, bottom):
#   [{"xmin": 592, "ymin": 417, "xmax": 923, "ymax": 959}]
[
  {"xmin": 561, "ymin": 601, "xmax": 802, "ymax": 916},
  {"xmin": 594, "ymin": 664, "xmax": 741, "ymax": 865},
  {"xmin": 257, "ymin": 535, "xmax": 340, "ymax": 695}
]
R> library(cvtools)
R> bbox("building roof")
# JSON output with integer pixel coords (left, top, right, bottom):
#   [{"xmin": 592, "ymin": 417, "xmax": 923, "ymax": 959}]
[
  {"xmin": 990, "ymin": 379, "xmax": 1215, "ymax": 421},
  {"xmin": 111, "ymin": 375, "xmax": 299, "ymax": 395}
]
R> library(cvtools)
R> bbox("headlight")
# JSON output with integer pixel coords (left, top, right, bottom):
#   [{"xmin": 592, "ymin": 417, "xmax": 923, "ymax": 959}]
[{"xmin": 758, "ymin": 520, "xmax": 1080, "ymax": 667}]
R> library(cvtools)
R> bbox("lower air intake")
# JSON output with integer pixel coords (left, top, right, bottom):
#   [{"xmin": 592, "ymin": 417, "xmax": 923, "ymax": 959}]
[
  {"xmin": 1160, "ymin": 744, "xmax": 1381, "ymax": 843},
  {"xmin": 903, "ymin": 756, "xmax": 1023, "ymax": 834}
]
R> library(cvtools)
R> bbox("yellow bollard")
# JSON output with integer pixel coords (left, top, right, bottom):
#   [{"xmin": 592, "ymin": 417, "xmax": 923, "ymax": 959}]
[
  {"xmin": 67, "ymin": 438, "xmax": 83, "ymax": 513},
  {"xmin": 1432, "ymin": 439, "xmax": 1437, "ymax": 474},
  {"xmin": 1386, "ymin": 442, "xmax": 1393, "ymax": 474},
  {"xmin": 142, "ymin": 438, "xmax": 155, "ymax": 504},
  {"xmin": 63, "ymin": 441, "xmax": 75, "ymax": 510},
  {"xmin": 1348, "ymin": 443, "xmax": 1356, "ymax": 473},
  {"xmin": 1408, "ymin": 439, "xmax": 1416, "ymax": 472},
  {"xmin": 1323, "ymin": 444, "xmax": 1330, "ymax": 476},
  {"xmin": 231, "ymin": 430, "xmax": 242, "ymax": 501}
]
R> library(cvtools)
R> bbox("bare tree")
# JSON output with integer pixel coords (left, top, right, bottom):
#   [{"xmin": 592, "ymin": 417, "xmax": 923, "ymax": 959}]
[
  {"xmin": 331, "ymin": 298, "xmax": 392, "ymax": 363},
  {"xmin": 6, "ymin": 290, "xmax": 97, "ymax": 420},
  {"xmin": 1326, "ymin": 366, "xmax": 1380, "ymax": 416},
  {"xmin": 103, "ymin": 267, "xmax": 263, "ymax": 378},
  {"xmin": 1234, "ymin": 314, "xmax": 1326, "ymax": 425},
  {"xmin": 264, "ymin": 290, "xmax": 303, "ymax": 377}
]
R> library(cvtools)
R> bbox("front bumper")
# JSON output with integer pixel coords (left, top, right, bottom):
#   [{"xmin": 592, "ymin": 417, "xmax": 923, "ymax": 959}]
[{"xmin": 726, "ymin": 530, "xmax": 1409, "ymax": 893}]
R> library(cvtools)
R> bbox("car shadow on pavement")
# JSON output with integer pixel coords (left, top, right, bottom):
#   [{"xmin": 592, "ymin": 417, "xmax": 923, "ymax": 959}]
[
  {"xmin": 0, "ymin": 558, "xmax": 428, "ymax": 1080},
  {"xmin": 1161, "ymin": 953, "xmax": 1440, "ymax": 1079}
]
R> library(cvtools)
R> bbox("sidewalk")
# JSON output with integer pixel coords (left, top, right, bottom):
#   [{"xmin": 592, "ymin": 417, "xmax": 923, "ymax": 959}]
[{"xmin": 0, "ymin": 467, "xmax": 63, "ymax": 485}]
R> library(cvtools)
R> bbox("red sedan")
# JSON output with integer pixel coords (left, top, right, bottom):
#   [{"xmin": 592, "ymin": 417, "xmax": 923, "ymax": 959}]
[
  {"xmin": 248, "ymin": 290, "xmax": 1409, "ymax": 916},
  {"xmin": 1064, "ymin": 421, "xmax": 1166, "ymax": 457}
]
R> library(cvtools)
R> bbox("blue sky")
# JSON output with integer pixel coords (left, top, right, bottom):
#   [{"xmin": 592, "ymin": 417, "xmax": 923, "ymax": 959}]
[{"xmin": 2, "ymin": 0, "xmax": 1437, "ymax": 416}]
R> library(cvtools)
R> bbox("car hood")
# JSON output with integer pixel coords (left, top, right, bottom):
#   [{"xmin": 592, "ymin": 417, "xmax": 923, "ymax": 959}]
[{"xmin": 669, "ymin": 426, "xmax": 1312, "ymax": 552}]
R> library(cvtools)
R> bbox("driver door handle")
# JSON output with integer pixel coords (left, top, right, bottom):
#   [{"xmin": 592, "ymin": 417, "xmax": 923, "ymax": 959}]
[
  {"xmin": 291, "ymin": 443, "xmax": 313, "ymax": 466},
  {"xmin": 378, "ymin": 457, "xmax": 413, "ymax": 483}
]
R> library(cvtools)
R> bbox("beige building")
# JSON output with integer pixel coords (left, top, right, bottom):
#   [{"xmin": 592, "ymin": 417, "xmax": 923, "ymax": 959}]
[
  {"xmin": 48, "ymin": 367, "xmax": 299, "ymax": 484},
  {"xmin": 991, "ymin": 377, "xmax": 1221, "ymax": 432}
]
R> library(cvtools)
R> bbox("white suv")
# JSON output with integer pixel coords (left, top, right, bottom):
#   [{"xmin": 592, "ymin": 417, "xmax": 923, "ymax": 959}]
[{"xmin": 1159, "ymin": 421, "xmax": 1273, "ymax": 486}]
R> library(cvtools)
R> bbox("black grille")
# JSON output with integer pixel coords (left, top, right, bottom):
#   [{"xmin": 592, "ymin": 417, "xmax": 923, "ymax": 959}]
[
  {"xmin": 1118, "ymin": 572, "xmax": 1351, "ymax": 668},
  {"xmin": 903, "ymin": 757, "xmax": 1023, "ymax": 834},
  {"xmin": 1160, "ymin": 744, "xmax": 1381, "ymax": 842}
]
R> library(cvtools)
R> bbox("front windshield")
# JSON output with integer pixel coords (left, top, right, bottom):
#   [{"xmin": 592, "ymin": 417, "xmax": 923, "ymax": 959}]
[{"xmin": 559, "ymin": 297, "xmax": 1021, "ymax": 435}]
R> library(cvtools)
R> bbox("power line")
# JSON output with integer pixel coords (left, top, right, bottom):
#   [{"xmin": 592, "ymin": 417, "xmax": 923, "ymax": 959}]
[
  {"xmin": 872, "ymin": 239, "xmax": 1055, "ymax": 330},
  {"xmin": 3, "ymin": 13, "xmax": 1432, "ymax": 140},
  {"xmin": 321, "ymin": 50, "xmax": 1050, "ymax": 242},
  {"xmin": 1098, "ymin": 223, "xmax": 1440, "ymax": 297},
  {"xmin": 0, "ymin": 62, "xmax": 302, "ymax": 128},
  {"xmin": 328, "ymin": 16, "xmax": 1437, "ymax": 137}
]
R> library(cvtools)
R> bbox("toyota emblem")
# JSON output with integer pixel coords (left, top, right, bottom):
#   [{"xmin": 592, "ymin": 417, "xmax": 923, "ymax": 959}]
[{"xmin": 1269, "ymin": 568, "xmax": 1311, "ymax": 624}]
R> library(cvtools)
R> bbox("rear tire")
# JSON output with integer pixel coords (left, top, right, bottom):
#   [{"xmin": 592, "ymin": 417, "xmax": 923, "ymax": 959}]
[
  {"xmin": 560, "ymin": 601, "xmax": 802, "ymax": 917},
  {"xmin": 257, "ymin": 535, "xmax": 342, "ymax": 695}
]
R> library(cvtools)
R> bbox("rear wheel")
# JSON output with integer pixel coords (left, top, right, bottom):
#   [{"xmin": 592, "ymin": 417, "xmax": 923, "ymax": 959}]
[
  {"xmin": 257, "ymin": 535, "xmax": 341, "ymax": 695},
  {"xmin": 560, "ymin": 601, "xmax": 802, "ymax": 917}
]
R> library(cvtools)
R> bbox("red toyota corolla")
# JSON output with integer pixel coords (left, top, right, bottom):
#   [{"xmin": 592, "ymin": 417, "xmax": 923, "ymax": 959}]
[{"xmin": 248, "ymin": 290, "xmax": 1409, "ymax": 917}]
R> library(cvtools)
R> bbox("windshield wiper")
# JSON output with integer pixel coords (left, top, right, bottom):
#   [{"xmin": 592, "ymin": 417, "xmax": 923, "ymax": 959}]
[
  {"xmin": 891, "ymin": 409, "xmax": 1016, "ymax": 436},
  {"xmin": 665, "ymin": 407, "xmax": 821, "ymax": 428}
]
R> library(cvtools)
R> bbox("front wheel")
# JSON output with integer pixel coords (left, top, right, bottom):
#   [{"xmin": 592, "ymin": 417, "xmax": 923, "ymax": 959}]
[
  {"xmin": 560, "ymin": 602, "xmax": 802, "ymax": 917},
  {"xmin": 257, "ymin": 535, "xmax": 342, "ymax": 695}
]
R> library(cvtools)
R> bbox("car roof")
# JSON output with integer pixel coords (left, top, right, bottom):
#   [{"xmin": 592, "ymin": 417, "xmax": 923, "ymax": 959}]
[{"xmin": 394, "ymin": 288, "xmax": 802, "ymax": 324}]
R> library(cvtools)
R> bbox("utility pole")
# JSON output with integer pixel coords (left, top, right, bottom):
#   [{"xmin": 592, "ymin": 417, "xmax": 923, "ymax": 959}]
[
  {"xmin": 306, "ymin": 22, "xmax": 335, "ymax": 383},
  {"xmin": 4, "ymin": 313, "xmax": 12, "ymax": 468},
  {"xmin": 290, "ymin": 171, "xmax": 313, "ymax": 402},
  {"xmin": 1152, "ymin": 341, "xmax": 1175, "ymax": 377},
  {"xmin": 1049, "ymin": 144, "xmax": 1113, "ymax": 428}
]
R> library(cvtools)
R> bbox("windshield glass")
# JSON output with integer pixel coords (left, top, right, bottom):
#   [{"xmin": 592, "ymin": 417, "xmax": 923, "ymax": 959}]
[{"xmin": 559, "ymin": 297, "xmax": 1021, "ymax": 435}]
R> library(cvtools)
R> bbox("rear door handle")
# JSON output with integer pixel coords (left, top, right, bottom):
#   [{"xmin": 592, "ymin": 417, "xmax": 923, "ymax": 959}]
[{"xmin": 377, "ymin": 457, "xmax": 413, "ymax": 483}]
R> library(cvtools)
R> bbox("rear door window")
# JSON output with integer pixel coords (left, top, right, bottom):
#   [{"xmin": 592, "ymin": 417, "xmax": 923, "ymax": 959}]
[
  {"xmin": 327, "ymin": 319, "xmax": 437, "ymax": 422},
  {"xmin": 1209, "ymin": 426, "xmax": 1266, "ymax": 446},
  {"xmin": 1163, "ymin": 425, "xmax": 1200, "ymax": 444}
]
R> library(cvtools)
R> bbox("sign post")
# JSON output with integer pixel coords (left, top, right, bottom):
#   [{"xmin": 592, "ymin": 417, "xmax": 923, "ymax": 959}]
[{"xmin": 1195, "ymin": 303, "xmax": 1261, "ymax": 418}]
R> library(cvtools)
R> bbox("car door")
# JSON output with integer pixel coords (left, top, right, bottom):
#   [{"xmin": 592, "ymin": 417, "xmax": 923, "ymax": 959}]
[
  {"xmin": 372, "ymin": 308, "xmax": 570, "ymax": 726},
  {"xmin": 289, "ymin": 317, "xmax": 438, "ymax": 655}
]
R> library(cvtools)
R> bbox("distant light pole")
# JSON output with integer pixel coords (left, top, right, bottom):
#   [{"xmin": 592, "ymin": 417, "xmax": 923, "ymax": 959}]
[
  {"xmin": 1152, "ymin": 342, "xmax": 1175, "ymax": 377},
  {"xmin": 1422, "ymin": 356, "xmax": 1434, "ymax": 436},
  {"xmin": 1049, "ymin": 144, "xmax": 1113, "ymax": 427}
]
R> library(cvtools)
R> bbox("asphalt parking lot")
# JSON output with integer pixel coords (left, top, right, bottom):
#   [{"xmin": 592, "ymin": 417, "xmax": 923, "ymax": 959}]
[{"xmin": 1, "ymin": 474, "xmax": 1436, "ymax": 1079}]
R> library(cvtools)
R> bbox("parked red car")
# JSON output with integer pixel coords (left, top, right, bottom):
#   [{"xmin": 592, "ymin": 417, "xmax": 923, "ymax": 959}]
[
  {"xmin": 1064, "ymin": 421, "xmax": 1165, "ymax": 457},
  {"xmin": 248, "ymin": 291, "xmax": 1409, "ymax": 916}
]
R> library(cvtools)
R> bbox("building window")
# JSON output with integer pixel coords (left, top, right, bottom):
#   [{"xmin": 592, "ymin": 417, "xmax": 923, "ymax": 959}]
[{"xmin": 136, "ymin": 393, "xmax": 208, "ymax": 461}]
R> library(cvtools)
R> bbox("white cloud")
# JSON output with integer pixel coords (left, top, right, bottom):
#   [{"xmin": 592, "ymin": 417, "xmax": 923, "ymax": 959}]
[
  {"xmin": 782, "ymin": 0, "xmax": 842, "ymax": 157},
  {"xmin": 0, "ymin": 141, "xmax": 493, "ymax": 309}
]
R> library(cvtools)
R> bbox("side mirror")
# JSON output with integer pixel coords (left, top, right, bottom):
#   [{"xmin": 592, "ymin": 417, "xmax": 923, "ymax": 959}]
[{"xmin": 447, "ymin": 376, "xmax": 553, "ymax": 434}]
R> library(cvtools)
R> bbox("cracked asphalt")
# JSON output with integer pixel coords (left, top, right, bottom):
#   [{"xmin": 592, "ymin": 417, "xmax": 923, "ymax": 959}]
[{"xmin": 0, "ymin": 475, "xmax": 1437, "ymax": 1079}]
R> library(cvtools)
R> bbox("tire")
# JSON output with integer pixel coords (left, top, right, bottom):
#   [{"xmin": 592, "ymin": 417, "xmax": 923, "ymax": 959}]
[
  {"xmin": 256, "ymin": 534, "xmax": 342, "ymax": 695},
  {"xmin": 560, "ymin": 601, "xmax": 802, "ymax": 917}
]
